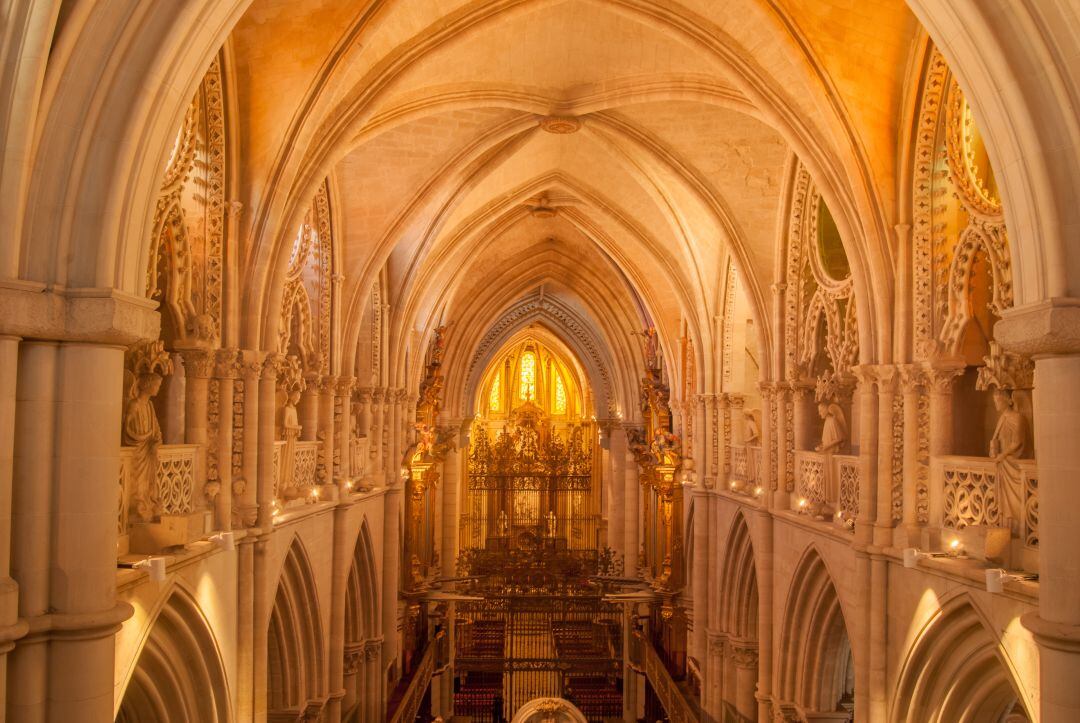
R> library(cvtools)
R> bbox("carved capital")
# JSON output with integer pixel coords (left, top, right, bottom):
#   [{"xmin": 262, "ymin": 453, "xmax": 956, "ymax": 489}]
[
  {"xmin": 898, "ymin": 363, "xmax": 925, "ymax": 392},
  {"xmin": 976, "ymin": 340, "xmax": 1034, "ymax": 391},
  {"xmin": 336, "ymin": 376, "xmax": 357, "ymax": 396},
  {"xmin": 730, "ymin": 640, "xmax": 759, "ymax": 669},
  {"xmin": 178, "ymin": 348, "xmax": 215, "ymax": 378},
  {"xmin": 214, "ymin": 348, "xmax": 243, "ymax": 379},
  {"xmin": 355, "ymin": 386, "xmax": 373, "ymax": 404},
  {"xmin": 924, "ymin": 360, "xmax": 965, "ymax": 394},
  {"xmin": 260, "ymin": 352, "xmax": 284, "ymax": 380},
  {"xmin": 875, "ymin": 364, "xmax": 899, "ymax": 394}
]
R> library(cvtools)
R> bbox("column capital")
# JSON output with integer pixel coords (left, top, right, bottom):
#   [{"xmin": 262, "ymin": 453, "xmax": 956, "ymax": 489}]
[
  {"xmin": 260, "ymin": 352, "xmax": 284, "ymax": 380},
  {"xmin": 214, "ymin": 348, "xmax": 244, "ymax": 379},
  {"xmin": 923, "ymin": 360, "xmax": 965, "ymax": 394},
  {"xmin": 995, "ymin": 297, "xmax": 1080, "ymax": 357},
  {"xmin": 336, "ymin": 376, "xmax": 357, "ymax": 396},
  {"xmin": 898, "ymin": 363, "xmax": 925, "ymax": 392},
  {"xmin": 177, "ymin": 347, "xmax": 216, "ymax": 378}
]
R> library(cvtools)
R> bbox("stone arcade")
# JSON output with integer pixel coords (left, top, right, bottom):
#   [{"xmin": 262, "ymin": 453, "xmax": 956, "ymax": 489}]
[{"xmin": 1, "ymin": 1, "xmax": 1079, "ymax": 722}]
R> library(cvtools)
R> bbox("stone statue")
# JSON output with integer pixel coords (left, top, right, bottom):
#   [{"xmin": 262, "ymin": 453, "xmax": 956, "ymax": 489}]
[
  {"xmin": 497, "ymin": 510, "xmax": 509, "ymax": 536},
  {"xmin": 989, "ymin": 389, "xmax": 1027, "ymax": 534},
  {"xmin": 547, "ymin": 509, "xmax": 557, "ymax": 537},
  {"xmin": 744, "ymin": 410, "xmax": 760, "ymax": 445},
  {"xmin": 815, "ymin": 402, "xmax": 847, "ymax": 454},
  {"xmin": 277, "ymin": 355, "xmax": 305, "ymax": 500},
  {"xmin": 123, "ymin": 341, "xmax": 173, "ymax": 523}
]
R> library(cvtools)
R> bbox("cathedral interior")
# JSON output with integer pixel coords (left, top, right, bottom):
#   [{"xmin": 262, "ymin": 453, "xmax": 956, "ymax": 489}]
[{"xmin": 0, "ymin": 1, "xmax": 1079, "ymax": 722}]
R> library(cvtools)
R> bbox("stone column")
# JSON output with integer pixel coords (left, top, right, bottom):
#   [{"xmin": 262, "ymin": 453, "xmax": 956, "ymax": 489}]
[
  {"xmin": 355, "ymin": 388, "xmax": 372, "ymax": 479},
  {"xmin": 690, "ymin": 487, "xmax": 709, "ymax": 686},
  {"xmin": 439, "ymin": 423, "xmax": 463, "ymax": 583},
  {"xmin": 370, "ymin": 389, "xmax": 385, "ymax": 480},
  {"xmin": 731, "ymin": 641, "xmax": 759, "ymax": 721},
  {"xmin": 758, "ymin": 384, "xmax": 778, "ymax": 509},
  {"xmin": 874, "ymin": 365, "xmax": 899, "ymax": 546},
  {"xmin": 851, "ymin": 366, "xmax": 878, "ymax": 544},
  {"xmin": 180, "ymin": 348, "xmax": 214, "ymax": 501},
  {"xmin": 693, "ymin": 394, "xmax": 708, "ymax": 482},
  {"xmin": 705, "ymin": 633, "xmax": 725, "ymax": 720},
  {"xmin": 0, "ymin": 337, "xmax": 22, "ymax": 714},
  {"xmin": 607, "ymin": 426, "xmax": 626, "ymax": 562},
  {"xmin": 319, "ymin": 375, "xmax": 336, "ymax": 485},
  {"xmin": 257, "ymin": 356, "xmax": 278, "ymax": 527},
  {"xmin": 160, "ymin": 351, "xmax": 185, "ymax": 444},
  {"xmin": 898, "ymin": 365, "xmax": 924, "ymax": 545},
  {"xmin": 716, "ymin": 394, "xmax": 731, "ymax": 489},
  {"xmin": 998, "ymin": 301, "xmax": 1080, "ymax": 722},
  {"xmin": 326, "ymin": 496, "xmax": 351, "ymax": 722},
  {"xmin": 622, "ymin": 431, "xmax": 640, "ymax": 574},
  {"xmin": 213, "ymin": 350, "xmax": 239, "ymax": 531},
  {"xmin": 336, "ymin": 377, "xmax": 355, "ymax": 480},
  {"xmin": 791, "ymin": 380, "xmax": 816, "ymax": 451},
  {"xmin": 239, "ymin": 355, "xmax": 262, "ymax": 528},
  {"xmin": 924, "ymin": 361, "xmax": 964, "ymax": 531},
  {"xmin": 8, "ymin": 340, "xmax": 55, "ymax": 722},
  {"xmin": 299, "ymin": 375, "xmax": 320, "ymax": 443},
  {"xmin": 236, "ymin": 535, "xmax": 256, "ymax": 721},
  {"xmin": 702, "ymin": 394, "xmax": 717, "ymax": 486},
  {"xmin": 47, "ymin": 344, "xmax": 131, "ymax": 720},
  {"xmin": 382, "ymin": 486, "xmax": 402, "ymax": 683},
  {"xmin": 754, "ymin": 507, "xmax": 775, "ymax": 722},
  {"xmin": 252, "ymin": 535, "xmax": 270, "ymax": 721}
]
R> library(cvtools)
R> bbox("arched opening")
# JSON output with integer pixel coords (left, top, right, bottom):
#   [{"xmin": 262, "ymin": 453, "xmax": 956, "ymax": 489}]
[
  {"xmin": 343, "ymin": 521, "xmax": 382, "ymax": 722},
  {"xmin": 715, "ymin": 513, "xmax": 759, "ymax": 722},
  {"xmin": 116, "ymin": 587, "xmax": 230, "ymax": 723},
  {"xmin": 776, "ymin": 548, "xmax": 854, "ymax": 721},
  {"xmin": 268, "ymin": 537, "xmax": 326, "ymax": 720},
  {"xmin": 891, "ymin": 598, "xmax": 1031, "ymax": 723}
]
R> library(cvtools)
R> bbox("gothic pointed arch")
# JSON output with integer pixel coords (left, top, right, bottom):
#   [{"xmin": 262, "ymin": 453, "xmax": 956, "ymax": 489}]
[
  {"xmin": 891, "ymin": 596, "xmax": 1031, "ymax": 723},
  {"xmin": 346, "ymin": 519, "xmax": 380, "ymax": 643},
  {"xmin": 115, "ymin": 585, "xmax": 230, "ymax": 723},
  {"xmin": 458, "ymin": 293, "xmax": 622, "ymax": 418},
  {"xmin": 268, "ymin": 536, "xmax": 326, "ymax": 719},
  {"xmin": 776, "ymin": 546, "xmax": 854, "ymax": 718},
  {"xmin": 719, "ymin": 512, "xmax": 758, "ymax": 641}
]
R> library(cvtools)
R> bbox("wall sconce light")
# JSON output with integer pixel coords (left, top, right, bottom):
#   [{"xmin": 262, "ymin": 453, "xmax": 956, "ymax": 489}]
[
  {"xmin": 210, "ymin": 531, "xmax": 235, "ymax": 552},
  {"xmin": 946, "ymin": 538, "xmax": 965, "ymax": 557},
  {"xmin": 345, "ymin": 480, "xmax": 354, "ymax": 493},
  {"xmin": 985, "ymin": 568, "xmax": 1038, "ymax": 594},
  {"xmin": 796, "ymin": 497, "xmax": 809, "ymax": 513},
  {"xmin": 903, "ymin": 546, "xmax": 955, "ymax": 568},
  {"xmin": 134, "ymin": 557, "xmax": 167, "ymax": 583},
  {"xmin": 753, "ymin": 486, "xmax": 763, "ymax": 498}
]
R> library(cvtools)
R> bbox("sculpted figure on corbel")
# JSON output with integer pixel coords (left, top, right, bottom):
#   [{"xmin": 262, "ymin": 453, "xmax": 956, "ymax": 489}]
[
  {"xmin": 813, "ymin": 371, "xmax": 848, "ymax": 455},
  {"xmin": 277, "ymin": 355, "xmax": 306, "ymax": 500},
  {"xmin": 124, "ymin": 340, "xmax": 175, "ymax": 523},
  {"xmin": 976, "ymin": 342, "xmax": 1033, "ymax": 535}
]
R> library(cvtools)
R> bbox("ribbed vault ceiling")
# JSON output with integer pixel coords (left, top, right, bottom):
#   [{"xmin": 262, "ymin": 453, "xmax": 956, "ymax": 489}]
[{"xmin": 225, "ymin": 0, "xmax": 922, "ymax": 406}]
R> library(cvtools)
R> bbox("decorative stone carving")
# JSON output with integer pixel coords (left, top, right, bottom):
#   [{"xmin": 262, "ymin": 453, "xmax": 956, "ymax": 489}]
[
  {"xmin": 539, "ymin": 115, "xmax": 582, "ymax": 134},
  {"xmin": 744, "ymin": 409, "xmax": 760, "ymax": 445},
  {"xmin": 989, "ymin": 389, "xmax": 1027, "ymax": 534},
  {"xmin": 814, "ymin": 402, "xmax": 846, "ymax": 455},
  {"xmin": 124, "ymin": 341, "xmax": 174, "ymax": 522},
  {"xmin": 277, "ymin": 356, "xmax": 306, "ymax": 500},
  {"xmin": 977, "ymin": 341, "xmax": 1034, "ymax": 392}
]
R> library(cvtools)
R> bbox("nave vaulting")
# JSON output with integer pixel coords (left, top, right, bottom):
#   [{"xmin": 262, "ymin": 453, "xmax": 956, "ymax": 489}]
[{"xmin": 1, "ymin": 1, "xmax": 1079, "ymax": 722}]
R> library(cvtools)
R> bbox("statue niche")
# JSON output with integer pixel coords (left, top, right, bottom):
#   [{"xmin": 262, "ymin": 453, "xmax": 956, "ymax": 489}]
[
  {"xmin": 276, "ymin": 355, "xmax": 306, "ymax": 501},
  {"xmin": 124, "ymin": 341, "xmax": 174, "ymax": 523}
]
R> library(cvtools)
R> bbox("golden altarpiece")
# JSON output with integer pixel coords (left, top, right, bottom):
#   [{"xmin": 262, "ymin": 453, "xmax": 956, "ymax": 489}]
[{"xmin": 451, "ymin": 337, "xmax": 626, "ymax": 721}]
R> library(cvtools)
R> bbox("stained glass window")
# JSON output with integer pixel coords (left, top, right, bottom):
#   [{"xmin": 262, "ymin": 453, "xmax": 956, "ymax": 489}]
[
  {"xmin": 553, "ymin": 373, "xmax": 567, "ymax": 415},
  {"xmin": 519, "ymin": 351, "xmax": 536, "ymax": 401},
  {"xmin": 488, "ymin": 374, "xmax": 501, "ymax": 412}
]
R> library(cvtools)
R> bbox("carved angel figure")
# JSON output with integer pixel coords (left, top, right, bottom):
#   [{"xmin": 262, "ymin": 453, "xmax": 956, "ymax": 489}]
[
  {"xmin": 124, "ymin": 371, "xmax": 164, "ymax": 522},
  {"xmin": 744, "ymin": 410, "xmax": 761, "ymax": 445},
  {"xmin": 815, "ymin": 402, "xmax": 847, "ymax": 454},
  {"xmin": 989, "ymin": 389, "xmax": 1027, "ymax": 534}
]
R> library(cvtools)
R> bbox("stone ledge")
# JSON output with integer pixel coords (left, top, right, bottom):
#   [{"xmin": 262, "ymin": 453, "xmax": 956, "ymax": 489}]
[
  {"xmin": 0, "ymin": 280, "xmax": 159, "ymax": 345},
  {"xmin": 995, "ymin": 297, "xmax": 1080, "ymax": 356}
]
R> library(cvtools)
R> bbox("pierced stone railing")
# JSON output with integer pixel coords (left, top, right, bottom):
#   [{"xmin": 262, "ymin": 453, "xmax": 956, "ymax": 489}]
[
  {"xmin": 835, "ymin": 455, "xmax": 860, "ymax": 520},
  {"xmin": 930, "ymin": 455, "xmax": 1038, "ymax": 552},
  {"xmin": 273, "ymin": 439, "xmax": 323, "ymax": 502},
  {"xmin": 118, "ymin": 444, "xmax": 199, "ymax": 554},
  {"xmin": 791, "ymin": 450, "xmax": 859, "ymax": 530},
  {"xmin": 730, "ymin": 445, "xmax": 749, "ymax": 480}
]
